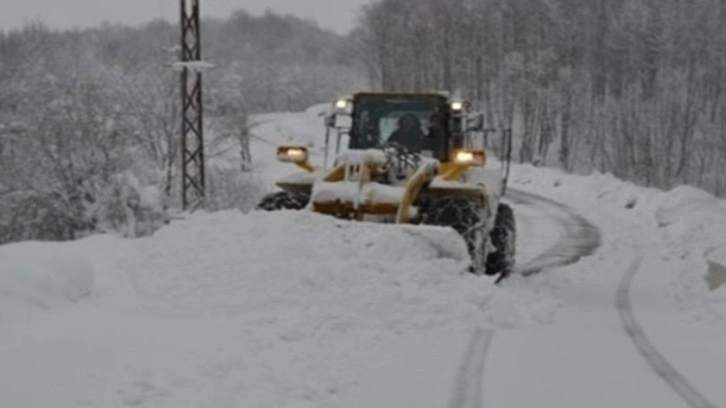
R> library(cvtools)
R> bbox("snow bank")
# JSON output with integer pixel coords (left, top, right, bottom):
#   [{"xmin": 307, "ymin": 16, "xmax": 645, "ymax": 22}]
[
  {"xmin": 510, "ymin": 164, "xmax": 726, "ymax": 233},
  {"xmin": 129, "ymin": 210, "xmax": 489, "ymax": 321},
  {"xmin": 121, "ymin": 208, "xmax": 556, "ymax": 325},
  {"xmin": 0, "ymin": 242, "xmax": 94, "ymax": 319},
  {"xmin": 0, "ymin": 208, "xmax": 559, "ymax": 408},
  {"xmin": 655, "ymin": 185, "xmax": 725, "ymax": 228},
  {"xmin": 88, "ymin": 210, "xmax": 554, "ymax": 407},
  {"xmin": 649, "ymin": 187, "xmax": 726, "ymax": 329}
]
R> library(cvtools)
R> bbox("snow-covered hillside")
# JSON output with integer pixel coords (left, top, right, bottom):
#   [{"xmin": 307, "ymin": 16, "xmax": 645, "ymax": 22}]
[{"xmin": 1, "ymin": 106, "xmax": 725, "ymax": 408}]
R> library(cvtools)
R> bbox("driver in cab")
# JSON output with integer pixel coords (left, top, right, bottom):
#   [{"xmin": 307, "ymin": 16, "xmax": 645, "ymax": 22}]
[{"xmin": 387, "ymin": 113, "xmax": 425, "ymax": 153}]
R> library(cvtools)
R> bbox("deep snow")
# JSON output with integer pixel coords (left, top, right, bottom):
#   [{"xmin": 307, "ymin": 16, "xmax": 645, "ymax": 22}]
[
  {"xmin": 1, "ymin": 106, "xmax": 725, "ymax": 408},
  {"xmin": 0, "ymin": 210, "xmax": 555, "ymax": 408},
  {"xmin": 0, "ymin": 241, "xmax": 94, "ymax": 321}
]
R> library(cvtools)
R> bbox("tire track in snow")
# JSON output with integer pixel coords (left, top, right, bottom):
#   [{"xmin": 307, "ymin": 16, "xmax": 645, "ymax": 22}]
[
  {"xmin": 618, "ymin": 257, "xmax": 718, "ymax": 408},
  {"xmin": 447, "ymin": 329, "xmax": 494, "ymax": 408},
  {"xmin": 507, "ymin": 189, "xmax": 601, "ymax": 276}
]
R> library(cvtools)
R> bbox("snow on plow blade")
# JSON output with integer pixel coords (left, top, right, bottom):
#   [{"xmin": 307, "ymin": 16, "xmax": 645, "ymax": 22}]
[
  {"xmin": 256, "ymin": 209, "xmax": 470, "ymax": 265},
  {"xmin": 371, "ymin": 222, "xmax": 471, "ymax": 262}
]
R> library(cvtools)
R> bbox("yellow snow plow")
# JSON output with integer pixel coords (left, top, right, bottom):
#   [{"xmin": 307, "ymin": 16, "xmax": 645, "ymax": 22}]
[{"xmin": 257, "ymin": 92, "xmax": 515, "ymax": 279}]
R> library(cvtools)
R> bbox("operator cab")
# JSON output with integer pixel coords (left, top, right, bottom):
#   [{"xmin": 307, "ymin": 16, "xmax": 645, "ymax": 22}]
[{"xmin": 345, "ymin": 93, "xmax": 462, "ymax": 162}]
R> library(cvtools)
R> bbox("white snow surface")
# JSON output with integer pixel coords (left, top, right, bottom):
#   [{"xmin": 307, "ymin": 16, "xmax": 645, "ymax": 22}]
[
  {"xmin": 2, "ymin": 107, "xmax": 726, "ymax": 408},
  {"xmin": 0, "ymin": 211, "xmax": 547, "ymax": 408},
  {"xmin": 312, "ymin": 181, "xmax": 405, "ymax": 206},
  {"xmin": 335, "ymin": 149, "xmax": 388, "ymax": 165},
  {"xmin": 171, "ymin": 61, "xmax": 215, "ymax": 72},
  {"xmin": 0, "ymin": 241, "xmax": 94, "ymax": 320}
]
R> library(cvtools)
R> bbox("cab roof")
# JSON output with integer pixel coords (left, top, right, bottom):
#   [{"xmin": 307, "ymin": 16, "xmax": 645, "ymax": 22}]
[{"xmin": 352, "ymin": 91, "xmax": 450, "ymax": 101}]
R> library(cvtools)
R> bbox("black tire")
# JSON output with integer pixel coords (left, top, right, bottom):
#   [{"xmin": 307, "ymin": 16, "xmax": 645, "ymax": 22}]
[
  {"xmin": 486, "ymin": 203, "xmax": 516, "ymax": 279},
  {"xmin": 420, "ymin": 196, "xmax": 489, "ymax": 274},
  {"xmin": 256, "ymin": 191, "xmax": 309, "ymax": 211}
]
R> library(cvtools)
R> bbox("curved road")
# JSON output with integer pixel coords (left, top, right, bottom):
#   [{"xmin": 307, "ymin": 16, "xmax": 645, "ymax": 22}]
[
  {"xmin": 617, "ymin": 257, "xmax": 719, "ymax": 408},
  {"xmin": 506, "ymin": 188, "xmax": 602, "ymax": 276},
  {"xmin": 480, "ymin": 188, "xmax": 721, "ymax": 408}
]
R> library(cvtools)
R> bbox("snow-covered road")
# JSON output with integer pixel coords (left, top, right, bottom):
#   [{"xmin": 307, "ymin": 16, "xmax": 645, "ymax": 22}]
[
  {"xmin": 507, "ymin": 188, "xmax": 601, "ymax": 276},
  {"xmin": 616, "ymin": 257, "xmax": 719, "ymax": 408},
  {"xmin": 1, "ymin": 107, "xmax": 725, "ymax": 408}
]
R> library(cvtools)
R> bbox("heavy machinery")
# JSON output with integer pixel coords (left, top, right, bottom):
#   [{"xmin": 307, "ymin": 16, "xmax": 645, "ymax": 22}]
[{"xmin": 256, "ymin": 92, "xmax": 516, "ymax": 280}]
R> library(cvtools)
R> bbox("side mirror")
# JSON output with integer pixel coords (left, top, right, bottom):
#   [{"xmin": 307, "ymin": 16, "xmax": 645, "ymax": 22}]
[{"xmin": 466, "ymin": 113, "xmax": 485, "ymax": 131}]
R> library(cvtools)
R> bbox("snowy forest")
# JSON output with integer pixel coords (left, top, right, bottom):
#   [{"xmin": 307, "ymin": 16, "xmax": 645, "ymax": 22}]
[
  {"xmin": 2, "ymin": 0, "xmax": 726, "ymax": 244},
  {"xmin": 356, "ymin": 0, "xmax": 726, "ymax": 193},
  {"xmin": 0, "ymin": 11, "xmax": 361, "ymax": 244}
]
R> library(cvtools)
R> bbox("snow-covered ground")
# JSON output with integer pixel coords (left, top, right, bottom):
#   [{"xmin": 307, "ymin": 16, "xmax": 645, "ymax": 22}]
[
  {"xmin": 0, "ymin": 242, "xmax": 94, "ymax": 320},
  {"xmin": 1, "ymin": 106, "xmax": 725, "ymax": 408}
]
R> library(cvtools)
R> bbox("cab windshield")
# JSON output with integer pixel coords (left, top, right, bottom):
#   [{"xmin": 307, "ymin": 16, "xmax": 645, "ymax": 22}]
[{"xmin": 349, "ymin": 95, "xmax": 447, "ymax": 159}]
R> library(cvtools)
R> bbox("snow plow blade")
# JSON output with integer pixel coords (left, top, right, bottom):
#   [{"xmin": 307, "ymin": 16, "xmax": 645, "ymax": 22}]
[{"xmin": 383, "ymin": 223, "xmax": 471, "ymax": 262}]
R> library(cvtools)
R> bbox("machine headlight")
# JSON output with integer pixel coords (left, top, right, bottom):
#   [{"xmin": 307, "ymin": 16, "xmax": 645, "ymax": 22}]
[
  {"xmin": 335, "ymin": 99, "xmax": 348, "ymax": 109},
  {"xmin": 451, "ymin": 101, "xmax": 464, "ymax": 111},
  {"xmin": 277, "ymin": 146, "xmax": 309, "ymax": 163},
  {"xmin": 454, "ymin": 150, "xmax": 486, "ymax": 166},
  {"xmin": 334, "ymin": 98, "xmax": 353, "ymax": 114}
]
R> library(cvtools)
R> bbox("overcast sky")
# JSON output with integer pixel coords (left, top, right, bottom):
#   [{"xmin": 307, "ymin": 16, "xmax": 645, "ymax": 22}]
[{"xmin": 0, "ymin": 0, "xmax": 369, "ymax": 34}]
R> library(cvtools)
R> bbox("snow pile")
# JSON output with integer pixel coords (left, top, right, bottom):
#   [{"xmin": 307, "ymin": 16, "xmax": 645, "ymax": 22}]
[
  {"xmin": 650, "ymin": 186, "xmax": 726, "ymax": 319},
  {"xmin": 123, "ymin": 210, "xmax": 560, "ymax": 330},
  {"xmin": 125, "ymin": 210, "xmax": 507, "ymax": 325},
  {"xmin": 510, "ymin": 163, "xmax": 726, "ymax": 235},
  {"xmin": 0, "ymin": 242, "xmax": 94, "ymax": 319},
  {"xmin": 654, "ymin": 185, "xmax": 725, "ymax": 229},
  {"xmin": 2, "ymin": 210, "xmax": 549, "ymax": 408}
]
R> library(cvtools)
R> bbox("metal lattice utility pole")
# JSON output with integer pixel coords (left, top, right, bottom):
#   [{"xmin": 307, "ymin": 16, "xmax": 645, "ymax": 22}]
[{"xmin": 180, "ymin": 0, "xmax": 205, "ymax": 210}]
